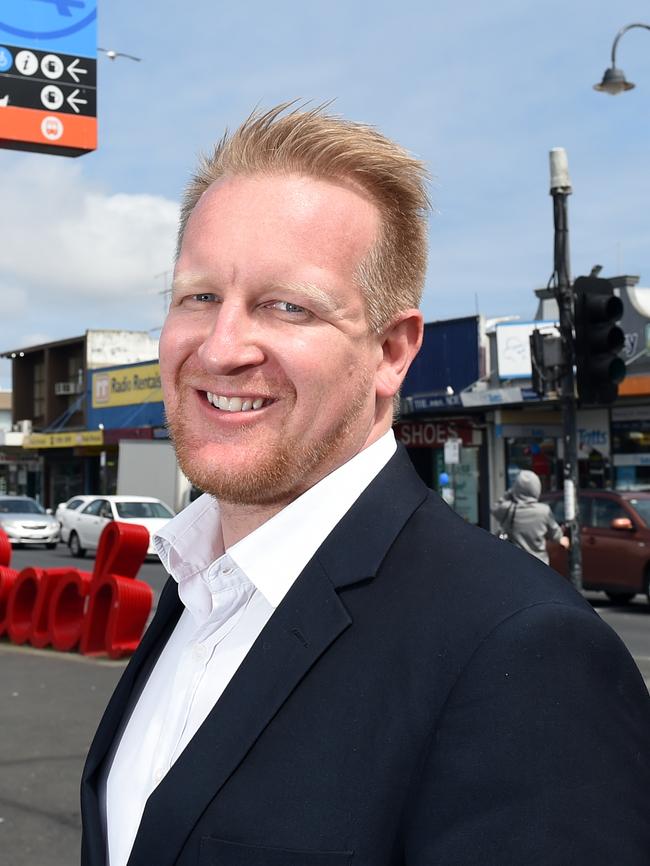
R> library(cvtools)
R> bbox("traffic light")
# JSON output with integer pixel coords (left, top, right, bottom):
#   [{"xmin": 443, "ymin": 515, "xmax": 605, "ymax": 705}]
[
  {"xmin": 573, "ymin": 275, "xmax": 626, "ymax": 405},
  {"xmin": 530, "ymin": 328, "xmax": 562, "ymax": 398}
]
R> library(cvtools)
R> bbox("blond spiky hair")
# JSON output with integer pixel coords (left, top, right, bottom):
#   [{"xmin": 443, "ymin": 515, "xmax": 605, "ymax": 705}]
[{"xmin": 177, "ymin": 102, "xmax": 430, "ymax": 333}]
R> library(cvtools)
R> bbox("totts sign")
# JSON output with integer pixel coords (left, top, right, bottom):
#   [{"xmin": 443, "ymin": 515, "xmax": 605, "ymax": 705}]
[{"xmin": 0, "ymin": 521, "xmax": 153, "ymax": 658}]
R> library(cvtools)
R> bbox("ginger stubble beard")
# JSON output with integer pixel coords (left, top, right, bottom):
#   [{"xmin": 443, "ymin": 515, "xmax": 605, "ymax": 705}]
[{"xmin": 166, "ymin": 370, "xmax": 375, "ymax": 508}]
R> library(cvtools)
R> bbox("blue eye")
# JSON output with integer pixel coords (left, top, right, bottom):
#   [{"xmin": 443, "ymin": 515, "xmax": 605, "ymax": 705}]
[
  {"xmin": 192, "ymin": 293, "xmax": 218, "ymax": 303},
  {"xmin": 275, "ymin": 301, "xmax": 306, "ymax": 314}
]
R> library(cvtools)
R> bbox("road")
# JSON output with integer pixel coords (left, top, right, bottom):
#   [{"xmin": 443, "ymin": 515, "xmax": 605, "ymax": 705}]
[
  {"xmin": 0, "ymin": 545, "xmax": 648, "ymax": 866},
  {"xmin": 586, "ymin": 591, "xmax": 650, "ymax": 685}
]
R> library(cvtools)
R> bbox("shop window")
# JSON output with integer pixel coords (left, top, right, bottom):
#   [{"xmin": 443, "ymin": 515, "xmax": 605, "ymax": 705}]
[
  {"xmin": 506, "ymin": 437, "xmax": 560, "ymax": 493},
  {"xmin": 612, "ymin": 418, "xmax": 650, "ymax": 491},
  {"xmin": 51, "ymin": 460, "xmax": 85, "ymax": 508}
]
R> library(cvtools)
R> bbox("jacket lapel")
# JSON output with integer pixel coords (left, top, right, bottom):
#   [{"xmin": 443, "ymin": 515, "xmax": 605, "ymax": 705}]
[
  {"xmin": 127, "ymin": 446, "xmax": 429, "ymax": 866},
  {"xmin": 81, "ymin": 578, "xmax": 183, "ymax": 866},
  {"xmin": 127, "ymin": 559, "xmax": 351, "ymax": 866}
]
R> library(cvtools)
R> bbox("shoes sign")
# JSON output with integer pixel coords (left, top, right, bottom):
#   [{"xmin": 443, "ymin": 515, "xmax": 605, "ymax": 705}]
[
  {"xmin": 0, "ymin": 0, "xmax": 97, "ymax": 156},
  {"xmin": 0, "ymin": 521, "xmax": 153, "ymax": 658}
]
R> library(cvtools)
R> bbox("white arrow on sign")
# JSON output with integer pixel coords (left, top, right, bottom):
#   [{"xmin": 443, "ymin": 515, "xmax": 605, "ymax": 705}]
[
  {"xmin": 67, "ymin": 88, "xmax": 87, "ymax": 113},
  {"xmin": 66, "ymin": 58, "xmax": 88, "ymax": 83}
]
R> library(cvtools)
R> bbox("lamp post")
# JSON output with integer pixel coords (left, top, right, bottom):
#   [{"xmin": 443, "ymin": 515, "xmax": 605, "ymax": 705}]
[
  {"xmin": 549, "ymin": 148, "xmax": 582, "ymax": 590},
  {"xmin": 594, "ymin": 23, "xmax": 650, "ymax": 94}
]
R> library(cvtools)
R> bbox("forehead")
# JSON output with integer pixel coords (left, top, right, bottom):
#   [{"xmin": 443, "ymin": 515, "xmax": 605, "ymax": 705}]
[{"xmin": 178, "ymin": 172, "xmax": 381, "ymax": 278}]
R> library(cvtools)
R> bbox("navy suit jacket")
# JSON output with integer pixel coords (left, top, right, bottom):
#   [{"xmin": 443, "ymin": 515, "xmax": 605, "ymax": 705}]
[{"xmin": 81, "ymin": 447, "xmax": 650, "ymax": 865}]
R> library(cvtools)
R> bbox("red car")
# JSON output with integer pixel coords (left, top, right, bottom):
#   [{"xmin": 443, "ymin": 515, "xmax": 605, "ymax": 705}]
[{"xmin": 542, "ymin": 489, "xmax": 650, "ymax": 603}]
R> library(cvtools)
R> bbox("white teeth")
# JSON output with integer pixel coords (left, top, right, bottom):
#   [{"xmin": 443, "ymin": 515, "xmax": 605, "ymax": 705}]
[{"xmin": 206, "ymin": 392, "xmax": 267, "ymax": 413}]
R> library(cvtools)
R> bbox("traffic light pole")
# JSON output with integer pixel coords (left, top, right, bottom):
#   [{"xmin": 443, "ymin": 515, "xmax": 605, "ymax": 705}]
[{"xmin": 550, "ymin": 148, "xmax": 583, "ymax": 590}]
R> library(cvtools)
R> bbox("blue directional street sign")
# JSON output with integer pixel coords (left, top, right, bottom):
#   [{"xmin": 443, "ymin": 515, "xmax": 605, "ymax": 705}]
[{"xmin": 0, "ymin": 0, "xmax": 98, "ymax": 156}]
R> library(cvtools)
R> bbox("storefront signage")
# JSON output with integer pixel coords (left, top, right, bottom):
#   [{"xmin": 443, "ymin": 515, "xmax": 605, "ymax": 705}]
[
  {"xmin": 394, "ymin": 421, "xmax": 479, "ymax": 447},
  {"xmin": 460, "ymin": 387, "xmax": 524, "ymax": 407},
  {"xmin": 404, "ymin": 394, "xmax": 463, "ymax": 412},
  {"xmin": 0, "ymin": 0, "xmax": 97, "ymax": 157},
  {"xmin": 576, "ymin": 408, "xmax": 610, "ymax": 459},
  {"xmin": 92, "ymin": 361, "xmax": 163, "ymax": 408},
  {"xmin": 612, "ymin": 406, "xmax": 650, "ymax": 422},
  {"xmin": 495, "ymin": 321, "xmax": 558, "ymax": 380},
  {"xmin": 23, "ymin": 429, "xmax": 103, "ymax": 449},
  {"xmin": 0, "ymin": 520, "xmax": 152, "ymax": 658}
]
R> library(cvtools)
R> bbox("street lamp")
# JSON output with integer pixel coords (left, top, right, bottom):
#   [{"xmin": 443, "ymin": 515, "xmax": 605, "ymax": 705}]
[{"xmin": 594, "ymin": 23, "xmax": 650, "ymax": 94}]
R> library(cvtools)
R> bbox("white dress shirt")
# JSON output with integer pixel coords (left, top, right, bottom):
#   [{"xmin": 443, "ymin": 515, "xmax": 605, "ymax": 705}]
[{"xmin": 101, "ymin": 431, "xmax": 396, "ymax": 866}]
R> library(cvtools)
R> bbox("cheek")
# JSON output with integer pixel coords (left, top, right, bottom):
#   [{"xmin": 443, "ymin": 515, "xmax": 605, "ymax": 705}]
[
  {"xmin": 159, "ymin": 318, "xmax": 193, "ymax": 394},
  {"xmin": 300, "ymin": 348, "xmax": 371, "ymax": 402}
]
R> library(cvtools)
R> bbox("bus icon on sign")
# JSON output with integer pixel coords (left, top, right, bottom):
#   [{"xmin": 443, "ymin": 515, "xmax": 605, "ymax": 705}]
[{"xmin": 41, "ymin": 115, "xmax": 63, "ymax": 140}]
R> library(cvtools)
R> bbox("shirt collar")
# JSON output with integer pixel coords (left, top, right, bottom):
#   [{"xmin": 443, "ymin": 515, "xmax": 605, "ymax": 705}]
[{"xmin": 154, "ymin": 430, "xmax": 396, "ymax": 608}]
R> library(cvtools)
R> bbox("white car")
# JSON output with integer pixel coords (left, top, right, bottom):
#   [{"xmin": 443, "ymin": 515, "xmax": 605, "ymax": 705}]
[
  {"xmin": 64, "ymin": 495, "xmax": 175, "ymax": 558},
  {"xmin": 56, "ymin": 495, "xmax": 97, "ymax": 544}
]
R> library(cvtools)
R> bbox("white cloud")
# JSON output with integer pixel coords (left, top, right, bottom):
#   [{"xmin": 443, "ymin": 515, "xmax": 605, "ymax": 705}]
[{"xmin": 0, "ymin": 157, "xmax": 179, "ymax": 307}]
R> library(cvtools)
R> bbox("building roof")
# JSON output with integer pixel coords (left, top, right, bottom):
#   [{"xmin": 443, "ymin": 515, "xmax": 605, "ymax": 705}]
[{"xmin": 1, "ymin": 335, "xmax": 85, "ymax": 358}]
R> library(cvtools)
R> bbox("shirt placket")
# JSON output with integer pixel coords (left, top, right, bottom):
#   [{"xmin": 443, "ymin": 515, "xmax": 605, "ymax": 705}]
[{"xmin": 149, "ymin": 557, "xmax": 254, "ymax": 787}]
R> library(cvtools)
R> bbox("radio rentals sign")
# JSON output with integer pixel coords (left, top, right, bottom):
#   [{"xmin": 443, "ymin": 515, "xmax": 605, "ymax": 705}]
[{"xmin": 92, "ymin": 361, "xmax": 163, "ymax": 408}]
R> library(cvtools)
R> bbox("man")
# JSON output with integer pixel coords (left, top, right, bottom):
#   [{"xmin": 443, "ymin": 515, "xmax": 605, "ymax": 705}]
[{"xmin": 81, "ymin": 104, "xmax": 650, "ymax": 866}]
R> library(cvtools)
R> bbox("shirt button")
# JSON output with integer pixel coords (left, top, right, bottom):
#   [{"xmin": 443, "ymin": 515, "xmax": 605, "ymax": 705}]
[
  {"xmin": 193, "ymin": 642, "xmax": 208, "ymax": 662},
  {"xmin": 153, "ymin": 767, "xmax": 165, "ymax": 785},
  {"xmin": 221, "ymin": 566, "xmax": 234, "ymax": 576}
]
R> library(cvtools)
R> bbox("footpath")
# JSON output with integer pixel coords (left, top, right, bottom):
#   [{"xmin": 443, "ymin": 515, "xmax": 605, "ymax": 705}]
[{"xmin": 0, "ymin": 642, "xmax": 125, "ymax": 866}]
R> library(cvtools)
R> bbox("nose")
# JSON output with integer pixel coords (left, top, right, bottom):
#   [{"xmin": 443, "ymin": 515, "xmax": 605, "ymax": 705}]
[{"xmin": 196, "ymin": 303, "xmax": 266, "ymax": 375}]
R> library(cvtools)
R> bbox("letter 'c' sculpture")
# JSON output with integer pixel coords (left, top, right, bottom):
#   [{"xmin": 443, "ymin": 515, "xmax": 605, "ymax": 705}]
[{"xmin": 0, "ymin": 522, "xmax": 153, "ymax": 658}]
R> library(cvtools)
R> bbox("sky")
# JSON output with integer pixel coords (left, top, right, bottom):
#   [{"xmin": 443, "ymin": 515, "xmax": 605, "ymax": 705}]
[{"xmin": 1, "ymin": 0, "xmax": 649, "ymax": 389}]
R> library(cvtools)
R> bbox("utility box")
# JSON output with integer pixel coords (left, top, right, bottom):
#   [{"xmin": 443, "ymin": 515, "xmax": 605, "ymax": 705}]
[{"xmin": 116, "ymin": 440, "xmax": 191, "ymax": 513}]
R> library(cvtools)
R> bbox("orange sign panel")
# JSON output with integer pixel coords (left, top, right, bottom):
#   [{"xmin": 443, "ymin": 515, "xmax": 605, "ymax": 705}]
[{"xmin": 0, "ymin": 103, "xmax": 96, "ymax": 156}]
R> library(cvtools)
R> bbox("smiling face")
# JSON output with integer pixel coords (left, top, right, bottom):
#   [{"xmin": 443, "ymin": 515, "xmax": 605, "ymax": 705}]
[{"xmin": 160, "ymin": 172, "xmax": 418, "ymax": 514}]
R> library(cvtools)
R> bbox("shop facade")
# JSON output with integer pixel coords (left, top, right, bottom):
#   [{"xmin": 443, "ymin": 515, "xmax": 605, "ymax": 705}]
[
  {"xmin": 491, "ymin": 406, "xmax": 613, "ymax": 495},
  {"xmin": 1, "ymin": 330, "xmax": 161, "ymax": 508},
  {"xmin": 397, "ymin": 315, "xmax": 492, "ymax": 527},
  {"xmin": 394, "ymin": 417, "xmax": 488, "ymax": 525}
]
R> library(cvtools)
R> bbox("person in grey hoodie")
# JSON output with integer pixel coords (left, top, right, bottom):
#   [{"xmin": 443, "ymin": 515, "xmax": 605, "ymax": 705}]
[{"xmin": 491, "ymin": 469, "xmax": 570, "ymax": 564}]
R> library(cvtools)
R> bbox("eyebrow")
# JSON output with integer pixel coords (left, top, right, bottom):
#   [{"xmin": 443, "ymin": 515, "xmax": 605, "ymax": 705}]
[
  {"xmin": 274, "ymin": 281, "xmax": 341, "ymax": 315},
  {"xmin": 171, "ymin": 275, "xmax": 342, "ymax": 316},
  {"xmin": 170, "ymin": 273, "xmax": 212, "ymax": 295}
]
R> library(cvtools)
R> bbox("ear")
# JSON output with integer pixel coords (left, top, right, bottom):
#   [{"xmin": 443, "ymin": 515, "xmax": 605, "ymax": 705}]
[{"xmin": 374, "ymin": 309, "xmax": 424, "ymax": 399}]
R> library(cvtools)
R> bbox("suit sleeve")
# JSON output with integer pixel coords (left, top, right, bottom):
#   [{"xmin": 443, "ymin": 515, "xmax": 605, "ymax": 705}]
[{"xmin": 402, "ymin": 602, "xmax": 650, "ymax": 866}]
